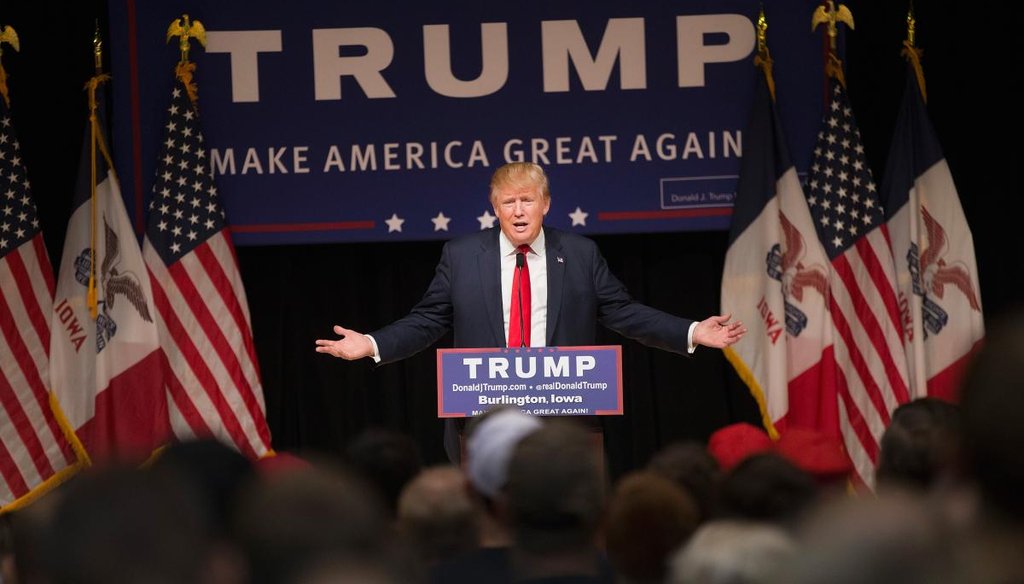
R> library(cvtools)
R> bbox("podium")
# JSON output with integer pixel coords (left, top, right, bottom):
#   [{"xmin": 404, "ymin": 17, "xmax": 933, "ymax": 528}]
[{"xmin": 438, "ymin": 346, "xmax": 622, "ymax": 469}]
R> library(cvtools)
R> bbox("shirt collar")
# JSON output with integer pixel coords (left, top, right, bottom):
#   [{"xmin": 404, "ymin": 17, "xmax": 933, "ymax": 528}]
[{"xmin": 499, "ymin": 228, "xmax": 546, "ymax": 257}]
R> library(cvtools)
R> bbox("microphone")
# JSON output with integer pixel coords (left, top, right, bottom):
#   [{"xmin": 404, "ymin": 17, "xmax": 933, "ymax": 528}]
[{"xmin": 516, "ymin": 251, "xmax": 526, "ymax": 347}]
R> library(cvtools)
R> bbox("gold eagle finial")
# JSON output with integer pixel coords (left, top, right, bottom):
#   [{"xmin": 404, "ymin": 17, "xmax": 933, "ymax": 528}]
[
  {"xmin": 166, "ymin": 14, "xmax": 206, "ymax": 64},
  {"xmin": 166, "ymin": 14, "xmax": 207, "ymax": 104},
  {"xmin": 0, "ymin": 25, "xmax": 20, "ymax": 108},
  {"xmin": 900, "ymin": 2, "xmax": 927, "ymax": 103},
  {"xmin": 811, "ymin": 1, "xmax": 854, "ymax": 87},
  {"xmin": 753, "ymin": 5, "xmax": 776, "ymax": 101}
]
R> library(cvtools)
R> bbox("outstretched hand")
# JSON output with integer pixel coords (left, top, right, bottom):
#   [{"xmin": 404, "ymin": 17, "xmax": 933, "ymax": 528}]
[
  {"xmin": 692, "ymin": 314, "xmax": 746, "ymax": 349},
  {"xmin": 314, "ymin": 325, "xmax": 374, "ymax": 360}
]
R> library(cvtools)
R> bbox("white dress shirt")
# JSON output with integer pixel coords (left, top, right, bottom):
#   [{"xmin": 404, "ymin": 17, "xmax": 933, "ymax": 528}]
[{"xmin": 500, "ymin": 230, "xmax": 547, "ymax": 347}]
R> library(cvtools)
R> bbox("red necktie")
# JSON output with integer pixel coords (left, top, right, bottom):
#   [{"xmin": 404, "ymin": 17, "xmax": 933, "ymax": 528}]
[{"xmin": 508, "ymin": 244, "xmax": 531, "ymax": 347}]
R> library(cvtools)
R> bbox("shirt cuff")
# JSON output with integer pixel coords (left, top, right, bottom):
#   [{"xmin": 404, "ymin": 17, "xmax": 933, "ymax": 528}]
[
  {"xmin": 687, "ymin": 321, "xmax": 698, "ymax": 354},
  {"xmin": 366, "ymin": 334, "xmax": 382, "ymax": 363}
]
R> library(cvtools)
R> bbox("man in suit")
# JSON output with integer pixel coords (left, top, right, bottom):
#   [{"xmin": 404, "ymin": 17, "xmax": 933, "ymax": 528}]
[{"xmin": 315, "ymin": 162, "xmax": 745, "ymax": 459}]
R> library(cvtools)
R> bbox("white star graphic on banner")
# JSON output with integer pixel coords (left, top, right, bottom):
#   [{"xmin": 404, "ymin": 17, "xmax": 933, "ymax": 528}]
[
  {"xmin": 431, "ymin": 211, "xmax": 451, "ymax": 231},
  {"xmin": 569, "ymin": 206, "xmax": 589, "ymax": 227},
  {"xmin": 477, "ymin": 209, "xmax": 497, "ymax": 230},
  {"xmin": 385, "ymin": 213, "xmax": 405, "ymax": 233}
]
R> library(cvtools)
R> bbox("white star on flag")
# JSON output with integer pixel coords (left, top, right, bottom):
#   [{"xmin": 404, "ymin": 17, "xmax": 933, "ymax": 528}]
[
  {"xmin": 431, "ymin": 212, "xmax": 451, "ymax": 231},
  {"xmin": 477, "ymin": 209, "xmax": 497, "ymax": 230},
  {"xmin": 569, "ymin": 206, "xmax": 589, "ymax": 227},
  {"xmin": 385, "ymin": 213, "xmax": 405, "ymax": 233}
]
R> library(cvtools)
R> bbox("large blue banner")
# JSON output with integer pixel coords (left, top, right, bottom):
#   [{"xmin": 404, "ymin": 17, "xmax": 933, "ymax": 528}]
[{"xmin": 108, "ymin": 0, "xmax": 825, "ymax": 245}]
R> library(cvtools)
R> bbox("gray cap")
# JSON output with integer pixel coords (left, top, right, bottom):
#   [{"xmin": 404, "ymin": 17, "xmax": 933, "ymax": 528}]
[{"xmin": 465, "ymin": 409, "xmax": 543, "ymax": 498}]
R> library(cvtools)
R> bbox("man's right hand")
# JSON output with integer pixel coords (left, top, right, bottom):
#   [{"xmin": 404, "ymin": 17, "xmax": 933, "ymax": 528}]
[{"xmin": 315, "ymin": 325, "xmax": 374, "ymax": 360}]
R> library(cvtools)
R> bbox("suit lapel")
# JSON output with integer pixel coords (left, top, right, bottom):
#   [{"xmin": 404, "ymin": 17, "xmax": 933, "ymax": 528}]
[
  {"xmin": 478, "ymin": 230, "xmax": 505, "ymax": 346},
  {"xmin": 545, "ymin": 227, "xmax": 565, "ymax": 345}
]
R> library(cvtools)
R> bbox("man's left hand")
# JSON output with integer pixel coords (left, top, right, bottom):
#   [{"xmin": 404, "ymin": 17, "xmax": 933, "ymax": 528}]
[{"xmin": 693, "ymin": 313, "xmax": 746, "ymax": 349}]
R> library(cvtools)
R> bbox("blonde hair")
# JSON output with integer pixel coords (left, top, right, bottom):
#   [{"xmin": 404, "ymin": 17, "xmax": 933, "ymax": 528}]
[{"xmin": 489, "ymin": 162, "xmax": 550, "ymax": 202}]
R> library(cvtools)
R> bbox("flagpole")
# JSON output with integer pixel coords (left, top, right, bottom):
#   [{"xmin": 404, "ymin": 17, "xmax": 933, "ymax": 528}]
[
  {"xmin": 753, "ymin": 5, "xmax": 776, "ymax": 102},
  {"xmin": 811, "ymin": 1, "xmax": 854, "ymax": 90},
  {"xmin": 901, "ymin": 2, "xmax": 927, "ymax": 103},
  {"xmin": 87, "ymin": 28, "xmax": 101, "ymax": 319},
  {"xmin": 166, "ymin": 14, "xmax": 207, "ymax": 105}
]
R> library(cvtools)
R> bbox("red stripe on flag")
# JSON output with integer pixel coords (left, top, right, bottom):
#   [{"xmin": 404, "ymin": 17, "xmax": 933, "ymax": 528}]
[
  {"xmin": 833, "ymin": 253, "xmax": 909, "ymax": 410},
  {"xmin": 854, "ymin": 235, "xmax": 907, "ymax": 353},
  {"xmin": 219, "ymin": 230, "xmax": 262, "ymax": 376},
  {"xmin": 32, "ymin": 236, "xmax": 56, "ymax": 301},
  {"xmin": 193, "ymin": 239, "xmax": 271, "ymax": 447},
  {"xmin": 784, "ymin": 348, "xmax": 841, "ymax": 435},
  {"xmin": 0, "ymin": 294, "xmax": 57, "ymax": 479},
  {"xmin": 833, "ymin": 366, "xmax": 880, "ymax": 463},
  {"xmin": 167, "ymin": 258, "xmax": 267, "ymax": 449},
  {"xmin": 148, "ymin": 274, "xmax": 259, "ymax": 460},
  {"xmin": 81, "ymin": 350, "xmax": 168, "ymax": 462},
  {"xmin": 927, "ymin": 338, "xmax": 984, "ymax": 403},
  {"xmin": 828, "ymin": 282, "xmax": 893, "ymax": 428},
  {"xmin": 6, "ymin": 245, "xmax": 52, "ymax": 364},
  {"xmin": 195, "ymin": 239, "xmax": 258, "ymax": 373},
  {"xmin": 160, "ymin": 349, "xmax": 214, "ymax": 439},
  {"xmin": 0, "ymin": 437, "xmax": 30, "ymax": 500}
]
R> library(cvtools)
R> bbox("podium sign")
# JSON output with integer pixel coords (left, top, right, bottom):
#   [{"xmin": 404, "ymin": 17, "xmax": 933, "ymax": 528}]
[{"xmin": 437, "ymin": 346, "xmax": 623, "ymax": 418}]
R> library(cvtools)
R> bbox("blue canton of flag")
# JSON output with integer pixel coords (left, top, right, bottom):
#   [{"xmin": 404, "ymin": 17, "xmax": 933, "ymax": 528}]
[
  {"xmin": 147, "ymin": 85, "xmax": 225, "ymax": 262},
  {"xmin": 806, "ymin": 86, "xmax": 885, "ymax": 257},
  {"xmin": 0, "ymin": 118, "xmax": 41, "ymax": 252}
]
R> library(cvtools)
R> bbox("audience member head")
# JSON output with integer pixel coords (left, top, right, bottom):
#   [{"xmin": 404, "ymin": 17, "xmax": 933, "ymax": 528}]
[
  {"xmin": 706, "ymin": 423, "xmax": 773, "ymax": 472},
  {"xmin": 957, "ymin": 309, "xmax": 1024, "ymax": 523},
  {"xmin": 774, "ymin": 427, "xmax": 853, "ymax": 488},
  {"xmin": 345, "ymin": 427, "xmax": 422, "ymax": 517},
  {"xmin": 148, "ymin": 436, "xmax": 256, "ymax": 538},
  {"xmin": 605, "ymin": 470, "xmax": 700, "ymax": 584},
  {"xmin": 42, "ymin": 463, "xmax": 216, "ymax": 584},
  {"xmin": 1, "ymin": 513, "xmax": 15, "ymax": 584},
  {"xmin": 647, "ymin": 440, "xmax": 722, "ymax": 523},
  {"xmin": 715, "ymin": 452, "xmax": 819, "ymax": 528},
  {"xmin": 397, "ymin": 464, "xmax": 479, "ymax": 566},
  {"xmin": 876, "ymin": 397, "xmax": 962, "ymax": 490},
  {"xmin": 669, "ymin": 520, "xmax": 797, "ymax": 584},
  {"xmin": 504, "ymin": 418, "xmax": 604, "ymax": 555},
  {"xmin": 233, "ymin": 460, "xmax": 408, "ymax": 584},
  {"xmin": 8, "ymin": 484, "xmax": 64, "ymax": 584},
  {"xmin": 464, "ymin": 406, "xmax": 543, "ymax": 501},
  {"xmin": 783, "ymin": 487, "xmax": 967, "ymax": 584}
]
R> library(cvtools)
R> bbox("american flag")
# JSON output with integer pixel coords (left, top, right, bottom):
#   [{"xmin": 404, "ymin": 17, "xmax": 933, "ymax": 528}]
[
  {"xmin": 805, "ymin": 78, "xmax": 910, "ymax": 487},
  {"xmin": 0, "ymin": 102, "xmax": 83, "ymax": 511},
  {"xmin": 142, "ymin": 79, "xmax": 272, "ymax": 459}
]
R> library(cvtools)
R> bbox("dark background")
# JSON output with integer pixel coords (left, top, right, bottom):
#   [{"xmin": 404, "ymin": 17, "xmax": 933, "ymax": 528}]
[{"xmin": 4, "ymin": 2, "xmax": 1021, "ymax": 478}]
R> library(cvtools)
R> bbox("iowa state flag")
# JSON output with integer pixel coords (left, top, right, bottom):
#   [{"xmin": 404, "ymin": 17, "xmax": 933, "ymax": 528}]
[
  {"xmin": 49, "ymin": 78, "xmax": 169, "ymax": 462},
  {"xmin": 881, "ymin": 59, "xmax": 984, "ymax": 402},
  {"xmin": 722, "ymin": 66, "xmax": 834, "ymax": 439}
]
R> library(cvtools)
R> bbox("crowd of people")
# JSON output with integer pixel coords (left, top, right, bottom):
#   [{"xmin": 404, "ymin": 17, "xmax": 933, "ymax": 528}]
[{"xmin": 2, "ymin": 308, "xmax": 1022, "ymax": 583}]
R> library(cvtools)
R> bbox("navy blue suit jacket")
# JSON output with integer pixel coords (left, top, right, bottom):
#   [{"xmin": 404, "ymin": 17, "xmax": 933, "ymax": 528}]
[
  {"xmin": 369, "ymin": 226, "xmax": 694, "ymax": 461},
  {"xmin": 371, "ymin": 226, "xmax": 693, "ymax": 359}
]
